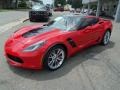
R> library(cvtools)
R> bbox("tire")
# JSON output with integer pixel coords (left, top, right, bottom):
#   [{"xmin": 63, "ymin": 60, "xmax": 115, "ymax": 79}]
[
  {"xmin": 29, "ymin": 18, "xmax": 35, "ymax": 22},
  {"xmin": 43, "ymin": 45, "xmax": 66, "ymax": 71},
  {"xmin": 49, "ymin": 13, "xmax": 52, "ymax": 16},
  {"xmin": 101, "ymin": 30, "xmax": 111, "ymax": 45}
]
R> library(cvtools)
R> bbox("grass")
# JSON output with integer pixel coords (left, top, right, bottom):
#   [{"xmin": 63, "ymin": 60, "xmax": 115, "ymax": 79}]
[
  {"xmin": 0, "ymin": 9, "xmax": 4, "ymax": 12},
  {"xmin": 0, "ymin": 9, "xmax": 10, "ymax": 12}
]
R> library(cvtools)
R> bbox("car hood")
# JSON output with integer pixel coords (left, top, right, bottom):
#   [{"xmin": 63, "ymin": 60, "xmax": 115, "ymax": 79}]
[{"xmin": 6, "ymin": 24, "xmax": 65, "ymax": 47}]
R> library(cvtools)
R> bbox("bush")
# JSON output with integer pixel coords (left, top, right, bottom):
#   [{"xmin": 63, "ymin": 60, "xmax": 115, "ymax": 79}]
[{"xmin": 18, "ymin": 1, "xmax": 27, "ymax": 8}]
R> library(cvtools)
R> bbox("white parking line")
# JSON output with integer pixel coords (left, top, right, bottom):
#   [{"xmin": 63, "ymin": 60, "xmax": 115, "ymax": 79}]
[{"xmin": 0, "ymin": 18, "xmax": 27, "ymax": 34}]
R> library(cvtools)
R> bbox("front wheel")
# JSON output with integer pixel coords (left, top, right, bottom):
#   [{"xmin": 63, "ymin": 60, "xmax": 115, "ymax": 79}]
[
  {"xmin": 101, "ymin": 30, "xmax": 111, "ymax": 45},
  {"xmin": 43, "ymin": 45, "xmax": 66, "ymax": 71},
  {"xmin": 29, "ymin": 17, "xmax": 35, "ymax": 22}
]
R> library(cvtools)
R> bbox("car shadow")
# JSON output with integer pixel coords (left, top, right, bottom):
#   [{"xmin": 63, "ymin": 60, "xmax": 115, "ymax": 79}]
[{"xmin": 9, "ymin": 41, "xmax": 115, "ymax": 81}]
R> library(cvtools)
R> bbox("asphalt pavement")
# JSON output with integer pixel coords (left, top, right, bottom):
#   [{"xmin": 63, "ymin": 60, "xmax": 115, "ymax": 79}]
[
  {"xmin": 0, "ymin": 11, "xmax": 28, "ymax": 25},
  {"xmin": 0, "ymin": 11, "xmax": 120, "ymax": 90}
]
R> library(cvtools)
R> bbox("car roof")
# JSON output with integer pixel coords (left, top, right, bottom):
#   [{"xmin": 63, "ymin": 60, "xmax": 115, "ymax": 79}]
[
  {"xmin": 63, "ymin": 13, "xmax": 85, "ymax": 17},
  {"xmin": 62, "ymin": 13, "xmax": 99, "ymax": 19}
]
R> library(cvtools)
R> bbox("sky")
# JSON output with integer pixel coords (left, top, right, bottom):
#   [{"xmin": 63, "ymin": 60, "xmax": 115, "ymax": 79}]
[{"xmin": 42, "ymin": 0, "xmax": 53, "ymax": 4}]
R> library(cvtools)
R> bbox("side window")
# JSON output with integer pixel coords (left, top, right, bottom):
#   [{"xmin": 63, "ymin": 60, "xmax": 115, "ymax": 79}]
[
  {"xmin": 78, "ymin": 17, "xmax": 99, "ymax": 30},
  {"xmin": 78, "ymin": 18, "xmax": 90, "ymax": 29},
  {"xmin": 91, "ymin": 18, "xmax": 99, "ymax": 25},
  {"xmin": 87, "ymin": 18, "xmax": 99, "ymax": 26}
]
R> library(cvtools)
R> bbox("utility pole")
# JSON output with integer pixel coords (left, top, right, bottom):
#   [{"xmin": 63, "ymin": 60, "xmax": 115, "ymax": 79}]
[
  {"xmin": 15, "ymin": 0, "xmax": 18, "ymax": 8},
  {"xmin": 96, "ymin": 0, "xmax": 101, "ymax": 17},
  {"xmin": 115, "ymin": 0, "xmax": 120, "ymax": 22},
  {"xmin": 53, "ymin": 0, "xmax": 55, "ymax": 8},
  {"xmin": 88, "ymin": 2, "xmax": 91, "ymax": 14}
]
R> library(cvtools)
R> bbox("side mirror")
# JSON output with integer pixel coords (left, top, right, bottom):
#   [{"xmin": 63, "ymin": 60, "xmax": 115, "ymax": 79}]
[
  {"xmin": 85, "ymin": 26, "xmax": 92, "ymax": 30},
  {"xmin": 77, "ymin": 26, "xmax": 86, "ymax": 30},
  {"xmin": 77, "ymin": 25, "xmax": 92, "ymax": 30},
  {"xmin": 99, "ymin": 21, "xmax": 104, "ymax": 24}
]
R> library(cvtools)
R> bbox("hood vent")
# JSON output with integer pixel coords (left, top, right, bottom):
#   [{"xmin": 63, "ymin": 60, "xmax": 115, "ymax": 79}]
[{"xmin": 22, "ymin": 27, "xmax": 53, "ymax": 38}]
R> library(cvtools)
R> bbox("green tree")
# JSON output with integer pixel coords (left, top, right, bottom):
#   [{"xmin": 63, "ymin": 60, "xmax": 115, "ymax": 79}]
[
  {"xmin": 72, "ymin": 0, "xmax": 83, "ymax": 9},
  {"xmin": 54, "ymin": 0, "xmax": 66, "ymax": 7},
  {"xmin": 18, "ymin": 0, "xmax": 27, "ymax": 8},
  {"xmin": 54, "ymin": 0, "xmax": 59, "ymax": 7},
  {"xmin": 3, "ymin": 0, "xmax": 13, "ymax": 9},
  {"xmin": 67, "ymin": 0, "xmax": 72, "ymax": 4},
  {"xmin": 60, "ymin": 0, "xmax": 66, "ymax": 6}
]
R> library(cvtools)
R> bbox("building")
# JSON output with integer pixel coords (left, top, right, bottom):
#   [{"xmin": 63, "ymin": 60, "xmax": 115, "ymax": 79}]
[
  {"xmin": 0, "ymin": 0, "xmax": 20, "ymax": 9},
  {"xmin": 82, "ymin": 0, "xmax": 120, "ymax": 22}
]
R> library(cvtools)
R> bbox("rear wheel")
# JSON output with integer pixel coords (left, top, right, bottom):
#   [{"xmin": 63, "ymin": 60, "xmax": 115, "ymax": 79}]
[
  {"xmin": 43, "ymin": 45, "xmax": 66, "ymax": 71},
  {"xmin": 101, "ymin": 30, "xmax": 111, "ymax": 45}
]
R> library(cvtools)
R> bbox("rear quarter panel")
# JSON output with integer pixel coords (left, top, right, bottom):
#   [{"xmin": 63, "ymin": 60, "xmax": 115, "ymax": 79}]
[{"xmin": 101, "ymin": 19, "xmax": 113, "ymax": 32}]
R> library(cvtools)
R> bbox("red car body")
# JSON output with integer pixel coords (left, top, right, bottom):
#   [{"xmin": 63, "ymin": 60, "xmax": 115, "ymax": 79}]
[{"xmin": 4, "ymin": 15, "xmax": 112, "ymax": 69}]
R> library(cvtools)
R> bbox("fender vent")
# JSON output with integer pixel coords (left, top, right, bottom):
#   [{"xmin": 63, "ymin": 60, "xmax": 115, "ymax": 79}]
[{"xmin": 67, "ymin": 38, "xmax": 77, "ymax": 48}]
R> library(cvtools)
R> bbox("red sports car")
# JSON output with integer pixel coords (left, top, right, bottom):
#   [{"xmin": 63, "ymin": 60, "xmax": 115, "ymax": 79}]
[{"xmin": 4, "ymin": 15, "xmax": 112, "ymax": 71}]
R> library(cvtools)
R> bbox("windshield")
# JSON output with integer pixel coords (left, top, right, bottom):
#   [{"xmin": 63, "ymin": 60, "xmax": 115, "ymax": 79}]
[
  {"xmin": 46, "ymin": 16, "xmax": 84, "ymax": 31},
  {"xmin": 34, "ymin": 1, "xmax": 43, "ymax": 5},
  {"xmin": 34, "ymin": 3, "xmax": 43, "ymax": 6},
  {"xmin": 32, "ymin": 5, "xmax": 46, "ymax": 10}
]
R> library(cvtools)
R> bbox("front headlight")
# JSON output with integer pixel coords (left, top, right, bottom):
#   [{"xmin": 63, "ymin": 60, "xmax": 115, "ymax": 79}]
[{"xmin": 23, "ymin": 41, "xmax": 46, "ymax": 52}]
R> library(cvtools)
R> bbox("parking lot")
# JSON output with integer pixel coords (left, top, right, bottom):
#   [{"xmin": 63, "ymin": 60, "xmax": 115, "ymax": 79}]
[{"xmin": 0, "ymin": 11, "xmax": 120, "ymax": 90}]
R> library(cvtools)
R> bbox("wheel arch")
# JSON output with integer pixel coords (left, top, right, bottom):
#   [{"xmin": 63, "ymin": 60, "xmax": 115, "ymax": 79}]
[
  {"xmin": 46, "ymin": 43, "xmax": 68, "ymax": 57},
  {"xmin": 42, "ymin": 42, "xmax": 68, "ymax": 66},
  {"xmin": 106, "ymin": 28, "xmax": 112, "ymax": 34},
  {"xmin": 100, "ymin": 28, "xmax": 111, "ymax": 45},
  {"xmin": 42, "ymin": 42, "xmax": 68, "ymax": 67},
  {"xmin": 53, "ymin": 43, "xmax": 68, "ymax": 57}
]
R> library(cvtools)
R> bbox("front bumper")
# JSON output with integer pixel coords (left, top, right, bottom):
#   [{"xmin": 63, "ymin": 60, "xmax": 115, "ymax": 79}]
[
  {"xmin": 5, "ymin": 47, "xmax": 45, "ymax": 69},
  {"xmin": 29, "ymin": 11, "xmax": 49, "ymax": 19}
]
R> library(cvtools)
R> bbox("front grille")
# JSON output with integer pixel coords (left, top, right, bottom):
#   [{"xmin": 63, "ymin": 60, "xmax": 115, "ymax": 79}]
[
  {"xmin": 7, "ymin": 54, "xmax": 23, "ymax": 63},
  {"xmin": 30, "ymin": 11, "xmax": 46, "ymax": 15}
]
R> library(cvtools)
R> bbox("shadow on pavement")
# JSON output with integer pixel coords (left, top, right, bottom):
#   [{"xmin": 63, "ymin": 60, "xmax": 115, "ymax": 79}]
[{"xmin": 9, "ymin": 41, "xmax": 115, "ymax": 81}]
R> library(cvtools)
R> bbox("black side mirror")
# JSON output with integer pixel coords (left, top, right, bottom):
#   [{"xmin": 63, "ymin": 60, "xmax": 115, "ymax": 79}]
[
  {"xmin": 77, "ymin": 26, "xmax": 86, "ymax": 30},
  {"xmin": 85, "ymin": 26, "xmax": 92, "ymax": 30},
  {"xmin": 78, "ymin": 25, "xmax": 93, "ymax": 30},
  {"xmin": 99, "ymin": 21, "xmax": 103, "ymax": 24}
]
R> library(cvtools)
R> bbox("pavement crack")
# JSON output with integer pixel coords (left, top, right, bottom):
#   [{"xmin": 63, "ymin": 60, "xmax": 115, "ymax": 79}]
[
  {"xmin": 78, "ymin": 64, "xmax": 95, "ymax": 90},
  {"xmin": 81, "ymin": 64, "xmax": 96, "ymax": 90},
  {"xmin": 104, "ymin": 59, "xmax": 120, "ymax": 78}
]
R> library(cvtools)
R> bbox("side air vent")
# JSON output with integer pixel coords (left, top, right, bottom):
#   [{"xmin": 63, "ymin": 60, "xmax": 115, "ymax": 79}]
[{"xmin": 67, "ymin": 38, "xmax": 77, "ymax": 48}]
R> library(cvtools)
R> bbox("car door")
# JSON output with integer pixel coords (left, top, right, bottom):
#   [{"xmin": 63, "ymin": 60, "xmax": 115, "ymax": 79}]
[
  {"xmin": 89, "ymin": 18, "xmax": 104, "ymax": 41},
  {"xmin": 76, "ymin": 17, "xmax": 100, "ymax": 48}
]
